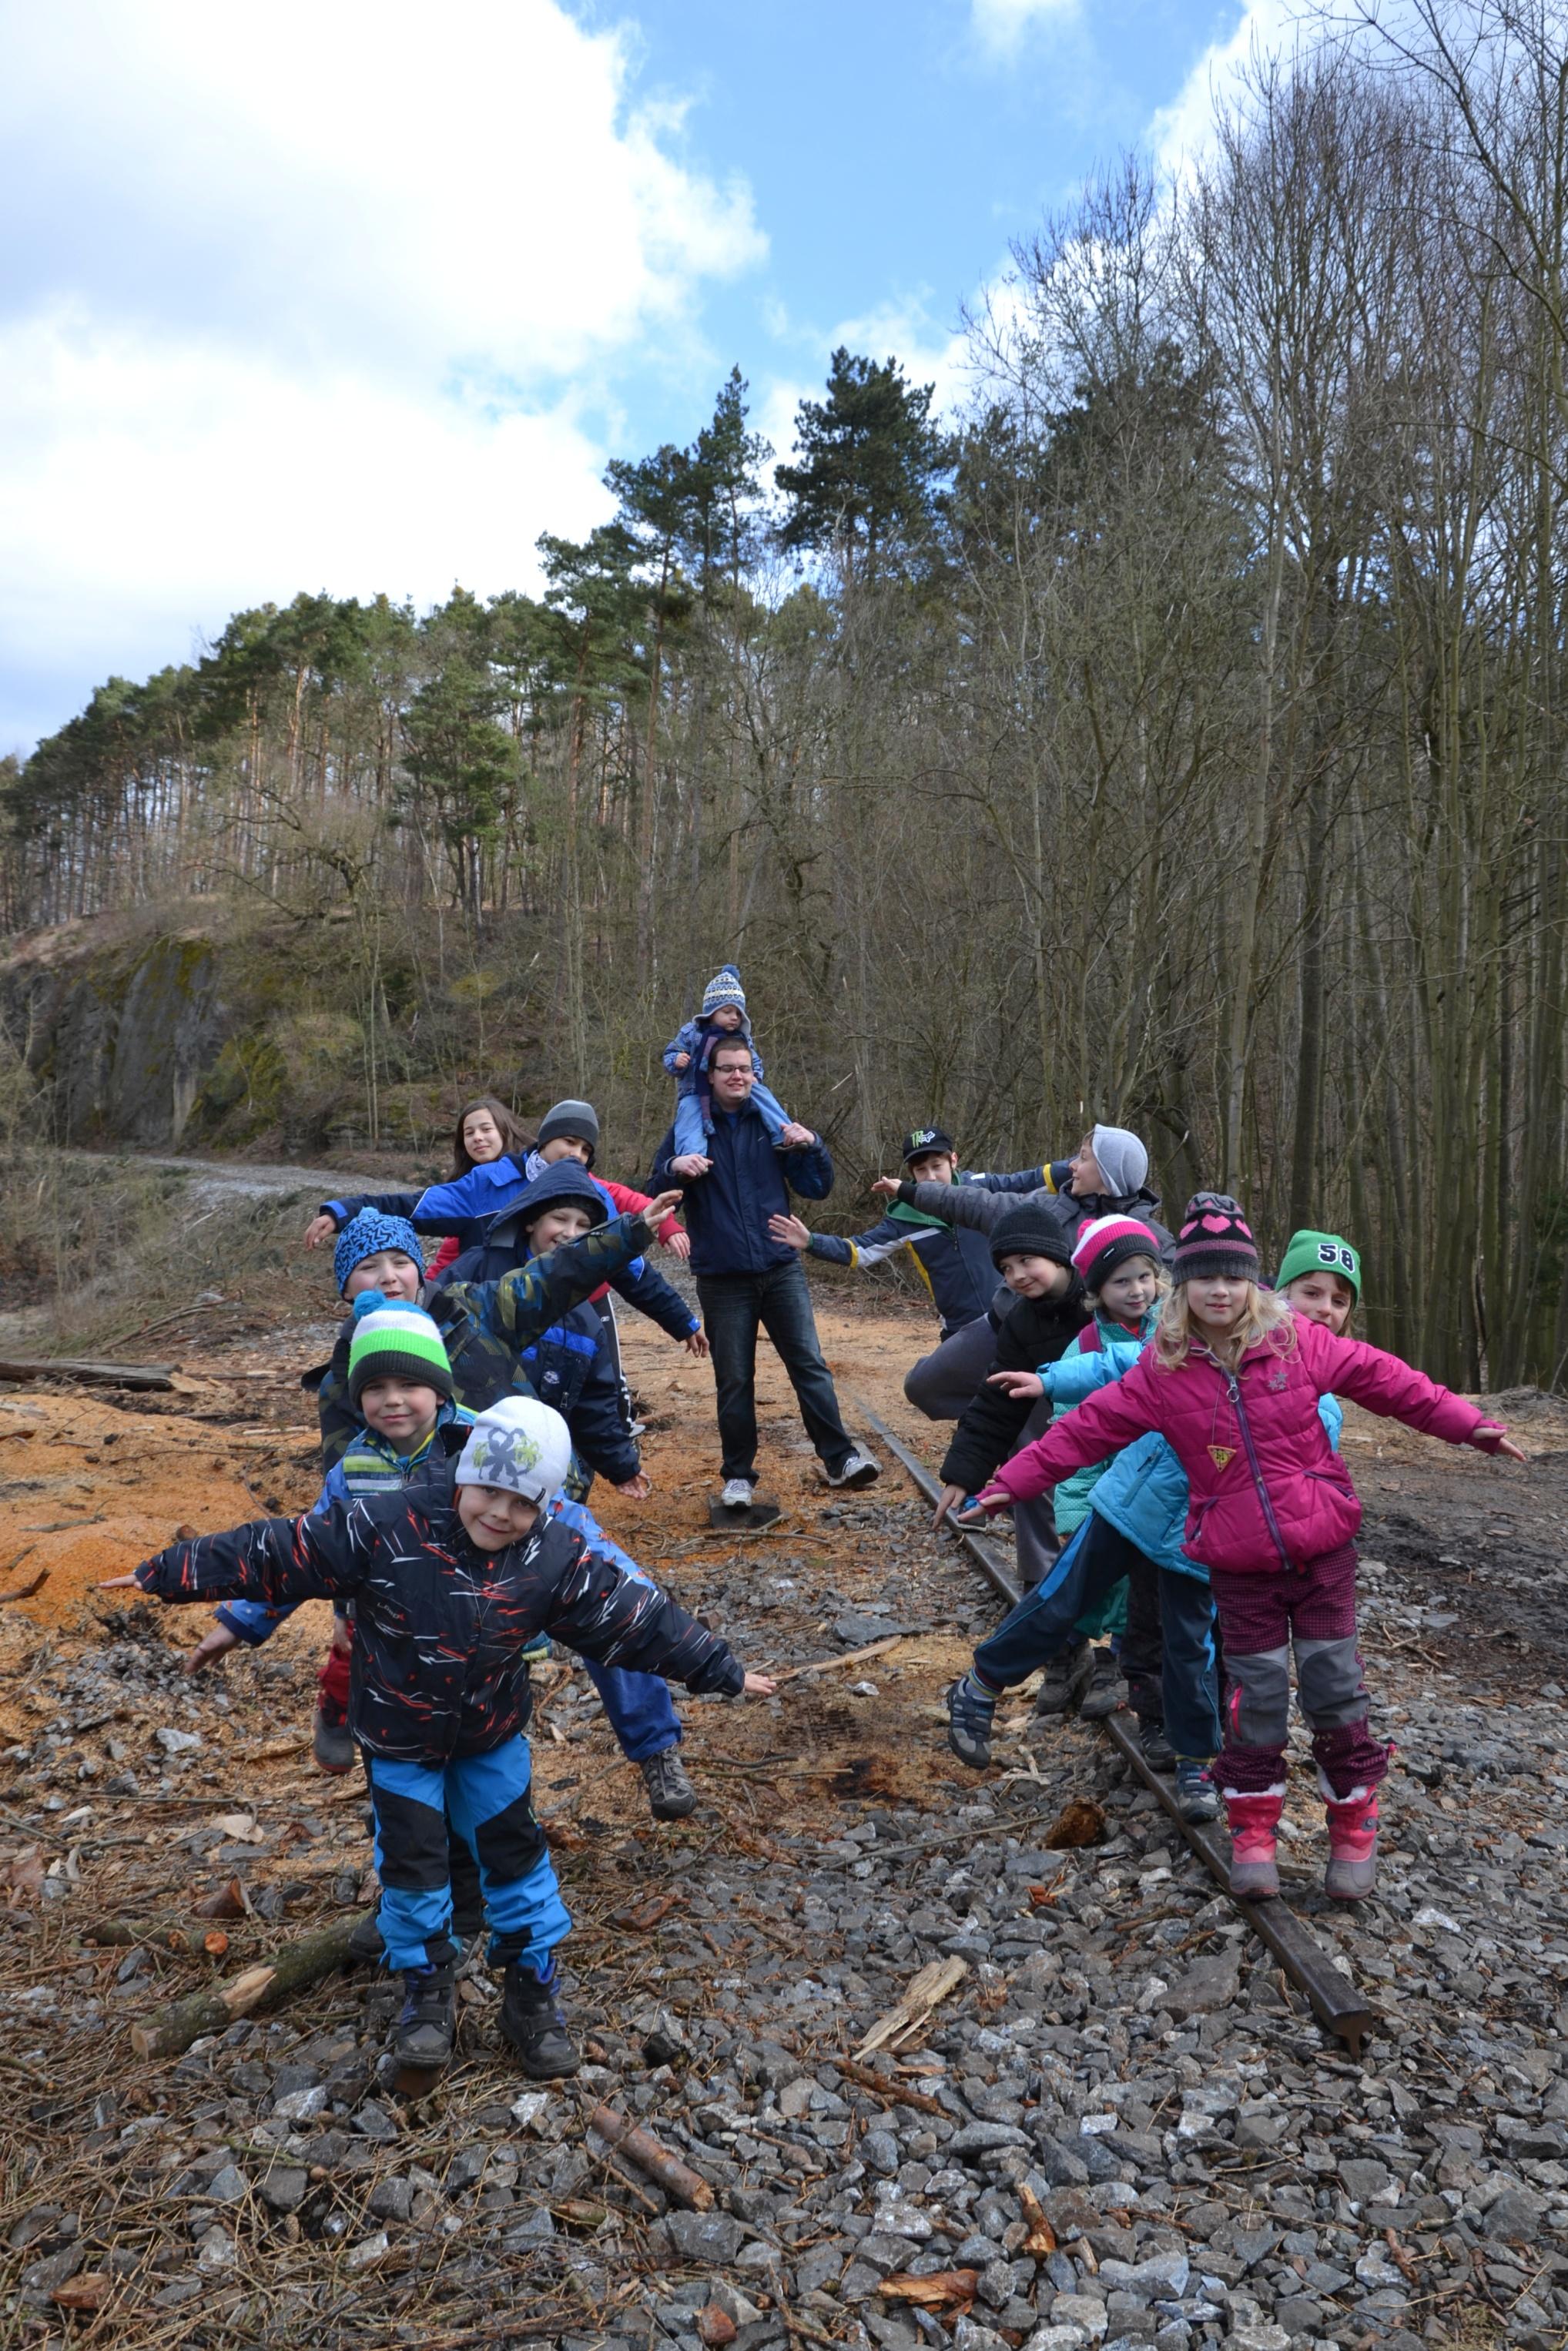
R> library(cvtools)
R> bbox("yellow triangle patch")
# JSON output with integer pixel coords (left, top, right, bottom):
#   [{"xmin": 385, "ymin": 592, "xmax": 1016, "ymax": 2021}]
[{"xmin": 1208, "ymin": 1445, "xmax": 1236, "ymax": 1471}]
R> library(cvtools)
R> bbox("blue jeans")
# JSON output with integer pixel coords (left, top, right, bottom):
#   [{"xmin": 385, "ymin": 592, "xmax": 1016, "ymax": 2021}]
[
  {"xmin": 974, "ymin": 1512, "xmax": 1221, "ymax": 1760},
  {"xmin": 675, "ymin": 1079, "xmax": 789, "ymax": 1156},
  {"xmin": 696, "ymin": 1257, "xmax": 855, "ymax": 1481},
  {"xmin": 549, "ymin": 1497, "xmax": 680, "ymax": 1762},
  {"xmin": 367, "ymin": 1741, "xmax": 570, "ymax": 1971}
]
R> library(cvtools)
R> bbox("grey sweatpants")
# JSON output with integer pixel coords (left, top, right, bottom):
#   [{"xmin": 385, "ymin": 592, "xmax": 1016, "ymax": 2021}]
[{"xmin": 904, "ymin": 1314, "xmax": 998, "ymax": 1422}]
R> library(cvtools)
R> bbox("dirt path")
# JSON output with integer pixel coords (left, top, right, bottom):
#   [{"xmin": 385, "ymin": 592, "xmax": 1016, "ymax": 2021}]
[{"xmin": 2, "ymin": 1273, "xmax": 1566, "ymax": 2349}]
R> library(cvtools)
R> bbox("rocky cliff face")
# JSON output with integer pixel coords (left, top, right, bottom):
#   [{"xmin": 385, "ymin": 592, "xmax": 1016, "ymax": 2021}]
[{"xmin": 3, "ymin": 931, "xmax": 223, "ymax": 1148}]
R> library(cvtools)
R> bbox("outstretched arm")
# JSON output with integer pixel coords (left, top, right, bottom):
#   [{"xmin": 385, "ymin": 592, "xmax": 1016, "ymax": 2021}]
[
  {"xmin": 106, "ymin": 1505, "xmax": 374, "ymax": 1610},
  {"xmin": 1307, "ymin": 1325, "xmax": 1524, "ymax": 1458},
  {"xmin": 981, "ymin": 1366, "xmax": 1162, "ymax": 1506}
]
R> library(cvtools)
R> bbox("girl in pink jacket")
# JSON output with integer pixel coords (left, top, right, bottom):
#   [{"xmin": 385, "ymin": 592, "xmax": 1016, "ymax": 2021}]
[{"xmin": 977, "ymin": 1194, "xmax": 1524, "ymax": 1904}]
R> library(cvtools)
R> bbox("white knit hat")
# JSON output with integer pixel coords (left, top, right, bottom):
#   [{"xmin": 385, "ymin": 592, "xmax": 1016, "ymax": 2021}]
[{"xmin": 454, "ymin": 1396, "xmax": 572, "ymax": 1504}]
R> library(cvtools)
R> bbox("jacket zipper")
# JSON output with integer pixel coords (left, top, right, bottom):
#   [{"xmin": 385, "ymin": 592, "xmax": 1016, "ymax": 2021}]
[{"xmin": 1220, "ymin": 1365, "xmax": 1295, "ymax": 1573}]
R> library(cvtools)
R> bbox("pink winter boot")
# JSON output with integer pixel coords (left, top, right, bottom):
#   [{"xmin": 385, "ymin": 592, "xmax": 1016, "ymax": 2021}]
[
  {"xmin": 1322, "ymin": 1783, "xmax": 1379, "ymax": 1901},
  {"xmin": 1223, "ymin": 1787, "xmax": 1285, "ymax": 1898}
]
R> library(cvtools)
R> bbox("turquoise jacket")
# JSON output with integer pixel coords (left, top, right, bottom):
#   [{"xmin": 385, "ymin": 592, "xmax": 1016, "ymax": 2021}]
[
  {"xmin": 1039, "ymin": 1309, "xmax": 1162, "ymax": 1539},
  {"xmin": 1044, "ymin": 1335, "xmax": 1344, "ymax": 1578}
]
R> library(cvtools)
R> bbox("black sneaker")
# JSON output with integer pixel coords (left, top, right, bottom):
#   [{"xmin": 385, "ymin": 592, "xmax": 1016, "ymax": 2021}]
[
  {"xmin": 640, "ymin": 1748, "xmax": 697, "ymax": 1820},
  {"xmin": 1139, "ymin": 1719, "xmax": 1176, "ymax": 1773},
  {"xmin": 826, "ymin": 1448, "xmax": 880, "ymax": 1490},
  {"xmin": 1077, "ymin": 1647, "xmax": 1125, "ymax": 1720},
  {"xmin": 500, "ymin": 1960, "xmax": 581, "ymax": 2079},
  {"xmin": 394, "ymin": 1961, "xmax": 456, "ymax": 2071},
  {"xmin": 946, "ymin": 1675, "xmax": 997, "ymax": 1770},
  {"xmin": 1031, "ymin": 1638, "xmax": 1093, "ymax": 1716}
]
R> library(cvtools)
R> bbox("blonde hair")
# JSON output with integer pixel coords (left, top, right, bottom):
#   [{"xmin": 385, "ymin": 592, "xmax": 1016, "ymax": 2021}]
[{"xmin": 1154, "ymin": 1280, "xmax": 1296, "ymax": 1371}]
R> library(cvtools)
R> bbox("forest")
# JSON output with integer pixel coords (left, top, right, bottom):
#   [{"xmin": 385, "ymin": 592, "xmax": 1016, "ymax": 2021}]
[{"xmin": 4, "ymin": 2, "xmax": 1568, "ymax": 1392}]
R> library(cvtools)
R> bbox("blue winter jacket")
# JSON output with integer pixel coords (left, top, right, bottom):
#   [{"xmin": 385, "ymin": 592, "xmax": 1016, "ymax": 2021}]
[
  {"xmin": 320, "ymin": 1161, "xmax": 697, "ymax": 1340},
  {"xmin": 806, "ymin": 1165, "xmax": 1059, "ymax": 1340},
  {"xmin": 1047, "ymin": 1337, "xmax": 1345, "ymax": 1578},
  {"xmin": 652, "ymin": 1107, "xmax": 835, "ymax": 1279}
]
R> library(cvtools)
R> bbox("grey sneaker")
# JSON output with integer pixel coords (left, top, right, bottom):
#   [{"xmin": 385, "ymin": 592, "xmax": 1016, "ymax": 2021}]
[
  {"xmin": 640, "ymin": 1748, "xmax": 697, "ymax": 1821},
  {"xmin": 1032, "ymin": 1638, "xmax": 1094, "ymax": 1716},
  {"xmin": 826, "ymin": 1448, "xmax": 880, "ymax": 1489},
  {"xmin": 1077, "ymin": 1647, "xmax": 1125, "ymax": 1720},
  {"xmin": 719, "ymin": 1476, "xmax": 755, "ymax": 1510},
  {"xmin": 1138, "ymin": 1719, "xmax": 1176, "ymax": 1772},
  {"xmin": 312, "ymin": 1703, "xmax": 355, "ymax": 1774}
]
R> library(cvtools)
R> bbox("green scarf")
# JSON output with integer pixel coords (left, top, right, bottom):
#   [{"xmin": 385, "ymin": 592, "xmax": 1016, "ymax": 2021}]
[{"xmin": 886, "ymin": 1197, "xmax": 950, "ymax": 1234}]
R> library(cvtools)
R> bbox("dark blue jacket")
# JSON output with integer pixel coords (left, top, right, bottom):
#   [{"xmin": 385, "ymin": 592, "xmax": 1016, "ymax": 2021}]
[
  {"xmin": 135, "ymin": 1455, "xmax": 742, "ymax": 1763},
  {"xmin": 652, "ymin": 1108, "xmax": 835, "ymax": 1279},
  {"xmin": 805, "ymin": 1164, "xmax": 1052, "ymax": 1339}
]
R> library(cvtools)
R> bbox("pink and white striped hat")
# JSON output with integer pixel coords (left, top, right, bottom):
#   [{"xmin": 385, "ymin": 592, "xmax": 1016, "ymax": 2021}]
[{"xmin": 1070, "ymin": 1214, "xmax": 1163, "ymax": 1292}]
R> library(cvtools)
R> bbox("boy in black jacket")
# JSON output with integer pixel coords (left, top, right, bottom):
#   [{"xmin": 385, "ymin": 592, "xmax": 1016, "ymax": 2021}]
[
  {"xmin": 932, "ymin": 1206, "xmax": 1091, "ymax": 1588},
  {"xmin": 106, "ymin": 1397, "xmax": 774, "ymax": 2081}
]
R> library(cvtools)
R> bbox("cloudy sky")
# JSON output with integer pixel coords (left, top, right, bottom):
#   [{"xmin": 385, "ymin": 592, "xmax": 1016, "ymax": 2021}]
[{"xmin": 0, "ymin": 0, "xmax": 1281, "ymax": 752}]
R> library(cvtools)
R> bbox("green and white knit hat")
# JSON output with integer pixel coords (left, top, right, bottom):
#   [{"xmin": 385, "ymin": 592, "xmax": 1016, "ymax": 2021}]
[
  {"xmin": 347, "ymin": 1291, "xmax": 455, "ymax": 1405},
  {"xmin": 1276, "ymin": 1230, "xmax": 1362, "ymax": 1302}
]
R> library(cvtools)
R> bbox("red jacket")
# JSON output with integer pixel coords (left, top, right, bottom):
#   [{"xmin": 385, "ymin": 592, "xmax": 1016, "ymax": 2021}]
[{"xmin": 988, "ymin": 1311, "xmax": 1504, "ymax": 1573}]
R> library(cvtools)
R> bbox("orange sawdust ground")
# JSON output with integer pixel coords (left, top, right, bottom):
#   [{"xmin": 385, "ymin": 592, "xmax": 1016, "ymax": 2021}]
[{"xmin": 0, "ymin": 1274, "xmax": 984, "ymax": 1833}]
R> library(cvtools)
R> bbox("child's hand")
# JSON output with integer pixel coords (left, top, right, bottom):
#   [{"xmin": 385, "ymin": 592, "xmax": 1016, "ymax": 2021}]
[
  {"xmin": 669, "ymin": 1154, "xmax": 712, "ymax": 1179},
  {"xmin": 662, "ymin": 1229, "xmax": 692, "ymax": 1261},
  {"xmin": 933, "ymin": 1483, "xmax": 969, "ymax": 1530},
  {"xmin": 870, "ymin": 1175, "xmax": 902, "ymax": 1197},
  {"xmin": 683, "ymin": 1329, "xmax": 709, "ymax": 1358},
  {"xmin": 977, "ymin": 1484, "xmax": 1014, "ymax": 1515},
  {"xmin": 673, "ymin": 1051, "xmax": 690, "ymax": 1071},
  {"xmin": 330, "ymin": 1616, "xmax": 353, "ymax": 1656},
  {"xmin": 186, "ymin": 1623, "xmax": 240, "ymax": 1673},
  {"xmin": 776, "ymin": 1121, "xmax": 816, "ymax": 1149},
  {"xmin": 988, "ymin": 1368, "xmax": 1045, "ymax": 1402},
  {"xmin": 643, "ymin": 1188, "xmax": 685, "ymax": 1227},
  {"xmin": 303, "ymin": 1213, "xmax": 339, "ymax": 1250},
  {"xmin": 99, "ymin": 1572, "xmax": 142, "ymax": 1590},
  {"xmin": 615, "ymin": 1473, "xmax": 652, "ymax": 1500},
  {"xmin": 742, "ymin": 1671, "xmax": 778, "ymax": 1696},
  {"xmin": 768, "ymin": 1213, "xmax": 812, "ymax": 1251},
  {"xmin": 1489, "ymin": 1433, "xmax": 1528, "ymax": 1463}
]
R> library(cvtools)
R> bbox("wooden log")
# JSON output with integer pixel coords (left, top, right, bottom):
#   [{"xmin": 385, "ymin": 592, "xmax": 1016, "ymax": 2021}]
[
  {"xmin": 0, "ymin": 1355, "xmax": 176, "ymax": 1391},
  {"xmin": 129, "ymin": 1911, "xmax": 364, "ymax": 2058},
  {"xmin": 588, "ymin": 2104, "xmax": 714, "ymax": 2210},
  {"xmin": 84, "ymin": 1918, "xmax": 234, "ymax": 1956}
]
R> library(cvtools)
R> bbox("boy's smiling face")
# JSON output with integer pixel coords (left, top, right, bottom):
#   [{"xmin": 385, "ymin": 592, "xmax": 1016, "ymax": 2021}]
[
  {"xmin": 526, "ymin": 1202, "xmax": 595, "ymax": 1254},
  {"xmin": 457, "ymin": 1482, "xmax": 540, "ymax": 1549},
  {"xmin": 539, "ymin": 1134, "xmax": 592, "ymax": 1167},
  {"xmin": 997, "ymin": 1251, "xmax": 1070, "ymax": 1300},
  {"xmin": 358, "ymin": 1378, "xmax": 441, "ymax": 1448},
  {"xmin": 344, "ymin": 1250, "xmax": 421, "ymax": 1303}
]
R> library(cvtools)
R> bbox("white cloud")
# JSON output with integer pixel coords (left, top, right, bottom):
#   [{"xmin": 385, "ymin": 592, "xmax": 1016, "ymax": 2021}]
[
  {"xmin": 1148, "ymin": 0, "xmax": 1297, "ymax": 171},
  {"xmin": 970, "ymin": 0, "xmax": 1079, "ymax": 59},
  {"xmin": 0, "ymin": 0, "xmax": 765, "ymax": 749}
]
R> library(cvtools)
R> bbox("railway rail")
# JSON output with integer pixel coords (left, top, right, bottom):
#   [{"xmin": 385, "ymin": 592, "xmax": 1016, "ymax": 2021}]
[{"xmin": 858, "ymin": 1400, "xmax": 1377, "ymax": 2059}]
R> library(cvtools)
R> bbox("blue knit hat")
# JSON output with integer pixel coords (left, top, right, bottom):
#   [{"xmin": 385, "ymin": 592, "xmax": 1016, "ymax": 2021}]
[
  {"xmin": 701, "ymin": 963, "xmax": 747, "ymax": 1019},
  {"xmin": 334, "ymin": 1209, "xmax": 424, "ymax": 1296}
]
